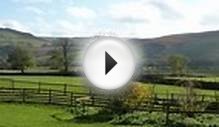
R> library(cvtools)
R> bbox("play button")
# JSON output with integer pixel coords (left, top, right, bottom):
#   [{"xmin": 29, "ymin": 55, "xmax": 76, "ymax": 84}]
[
  {"xmin": 105, "ymin": 52, "xmax": 117, "ymax": 75},
  {"xmin": 83, "ymin": 38, "xmax": 136, "ymax": 90}
]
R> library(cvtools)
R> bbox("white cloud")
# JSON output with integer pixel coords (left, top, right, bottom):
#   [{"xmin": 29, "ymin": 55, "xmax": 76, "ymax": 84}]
[
  {"xmin": 12, "ymin": 0, "xmax": 53, "ymax": 4},
  {"xmin": 105, "ymin": 0, "xmax": 219, "ymax": 38},
  {"xmin": 0, "ymin": 20, "xmax": 30, "ymax": 32},
  {"xmin": 108, "ymin": 1, "xmax": 159, "ymax": 23},
  {"xmin": 26, "ymin": 17, "xmax": 97, "ymax": 37},
  {"xmin": 5, "ymin": 0, "xmax": 219, "ymax": 38},
  {"xmin": 25, "ymin": 6, "xmax": 44, "ymax": 15},
  {"xmin": 66, "ymin": 7, "xmax": 97, "ymax": 19}
]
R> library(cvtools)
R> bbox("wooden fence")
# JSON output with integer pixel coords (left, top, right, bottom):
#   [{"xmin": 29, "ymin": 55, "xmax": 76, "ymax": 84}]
[
  {"xmin": 0, "ymin": 87, "xmax": 218, "ymax": 125},
  {"xmin": 0, "ymin": 87, "xmax": 218, "ymax": 111},
  {"xmin": 0, "ymin": 77, "xmax": 219, "ymax": 124},
  {"xmin": 0, "ymin": 78, "xmax": 88, "ymax": 93}
]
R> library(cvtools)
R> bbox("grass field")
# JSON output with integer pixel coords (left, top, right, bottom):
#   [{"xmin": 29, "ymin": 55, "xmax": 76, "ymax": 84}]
[
  {"xmin": 0, "ymin": 103, "xmax": 218, "ymax": 127},
  {"xmin": 0, "ymin": 103, "xmax": 113, "ymax": 127},
  {"xmin": 0, "ymin": 76, "xmax": 218, "ymax": 127},
  {"xmin": 0, "ymin": 75, "xmax": 217, "ymax": 96},
  {"xmin": 0, "ymin": 76, "xmax": 88, "ymax": 93},
  {"xmin": 166, "ymin": 76, "xmax": 219, "ymax": 83}
]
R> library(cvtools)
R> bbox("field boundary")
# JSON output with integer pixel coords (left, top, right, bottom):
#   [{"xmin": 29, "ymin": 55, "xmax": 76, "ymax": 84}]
[
  {"xmin": 0, "ymin": 87, "xmax": 218, "ymax": 125},
  {"xmin": 0, "ymin": 78, "xmax": 88, "ymax": 93}
]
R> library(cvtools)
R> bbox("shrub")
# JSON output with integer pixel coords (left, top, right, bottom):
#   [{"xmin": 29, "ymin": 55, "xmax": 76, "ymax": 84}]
[
  {"xmin": 107, "ymin": 82, "xmax": 153, "ymax": 113},
  {"xmin": 110, "ymin": 112, "xmax": 166, "ymax": 126},
  {"xmin": 123, "ymin": 82, "xmax": 153, "ymax": 111}
]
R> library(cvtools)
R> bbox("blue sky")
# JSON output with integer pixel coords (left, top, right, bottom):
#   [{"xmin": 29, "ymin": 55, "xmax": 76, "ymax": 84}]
[{"xmin": 0, "ymin": 0, "xmax": 219, "ymax": 38}]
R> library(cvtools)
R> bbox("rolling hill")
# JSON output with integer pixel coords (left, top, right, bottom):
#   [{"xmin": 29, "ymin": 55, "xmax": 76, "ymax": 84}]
[{"xmin": 0, "ymin": 28, "xmax": 218, "ymax": 73}]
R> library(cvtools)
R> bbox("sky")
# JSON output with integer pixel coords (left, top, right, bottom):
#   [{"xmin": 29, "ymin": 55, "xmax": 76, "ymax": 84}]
[{"xmin": 0, "ymin": 0, "xmax": 219, "ymax": 38}]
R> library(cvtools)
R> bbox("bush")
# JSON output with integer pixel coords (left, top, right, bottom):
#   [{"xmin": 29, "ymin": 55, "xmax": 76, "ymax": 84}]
[
  {"xmin": 107, "ymin": 82, "xmax": 153, "ymax": 113},
  {"xmin": 123, "ymin": 83, "xmax": 153, "ymax": 110},
  {"xmin": 110, "ymin": 111, "xmax": 219, "ymax": 127},
  {"xmin": 110, "ymin": 112, "xmax": 166, "ymax": 126}
]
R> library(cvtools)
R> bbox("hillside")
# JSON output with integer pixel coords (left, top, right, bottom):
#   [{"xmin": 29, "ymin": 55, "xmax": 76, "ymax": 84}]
[
  {"xmin": 0, "ymin": 28, "xmax": 219, "ymax": 72},
  {"xmin": 136, "ymin": 31, "xmax": 219, "ymax": 68}
]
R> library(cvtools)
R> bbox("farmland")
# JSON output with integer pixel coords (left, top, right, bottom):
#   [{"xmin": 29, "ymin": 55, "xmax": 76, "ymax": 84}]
[
  {"xmin": 0, "ymin": 75, "xmax": 217, "ymax": 95},
  {"xmin": 0, "ymin": 75, "xmax": 218, "ymax": 126},
  {"xmin": 165, "ymin": 76, "xmax": 219, "ymax": 83},
  {"xmin": 0, "ymin": 103, "xmax": 113, "ymax": 127}
]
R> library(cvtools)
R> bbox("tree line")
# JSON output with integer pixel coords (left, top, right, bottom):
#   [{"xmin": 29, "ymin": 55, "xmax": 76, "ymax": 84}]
[
  {"xmin": 3, "ymin": 38, "xmax": 75, "ymax": 73},
  {"xmin": 1, "ymin": 38, "xmax": 188, "ymax": 75}
]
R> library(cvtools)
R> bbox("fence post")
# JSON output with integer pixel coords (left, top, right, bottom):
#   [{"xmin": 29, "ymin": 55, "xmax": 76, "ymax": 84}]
[
  {"xmin": 166, "ymin": 91, "xmax": 169, "ymax": 105},
  {"xmin": 22, "ymin": 88, "xmax": 26, "ymax": 102},
  {"xmin": 11, "ymin": 79, "xmax": 15, "ymax": 89},
  {"xmin": 70, "ymin": 92, "xmax": 73, "ymax": 106},
  {"xmin": 91, "ymin": 94, "xmax": 94, "ymax": 105},
  {"xmin": 48, "ymin": 89, "xmax": 52, "ymax": 104},
  {"xmin": 154, "ymin": 93, "xmax": 157, "ymax": 102},
  {"xmin": 165, "ymin": 103, "xmax": 170, "ymax": 126},
  {"xmin": 73, "ymin": 95, "xmax": 77, "ymax": 108},
  {"xmin": 201, "ymin": 95, "xmax": 205, "ymax": 102},
  {"xmin": 82, "ymin": 102, "xmax": 86, "ymax": 115},
  {"xmin": 38, "ymin": 82, "xmax": 41, "ymax": 93},
  {"xmin": 171, "ymin": 93, "xmax": 174, "ymax": 104},
  {"xmin": 64, "ymin": 84, "xmax": 67, "ymax": 95},
  {"xmin": 215, "ymin": 91, "xmax": 218, "ymax": 102}
]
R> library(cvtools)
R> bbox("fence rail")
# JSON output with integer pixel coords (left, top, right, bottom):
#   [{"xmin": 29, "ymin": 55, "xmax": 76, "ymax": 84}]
[
  {"xmin": 0, "ymin": 87, "xmax": 218, "ymax": 111},
  {"xmin": 0, "ymin": 86, "xmax": 218, "ymax": 125},
  {"xmin": 0, "ymin": 78, "xmax": 88, "ymax": 93},
  {"xmin": 0, "ymin": 77, "xmax": 219, "ymax": 125}
]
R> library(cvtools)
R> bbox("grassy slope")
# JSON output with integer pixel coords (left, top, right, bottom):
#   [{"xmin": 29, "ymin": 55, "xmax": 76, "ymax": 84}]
[{"xmin": 0, "ymin": 103, "xmax": 113, "ymax": 127}]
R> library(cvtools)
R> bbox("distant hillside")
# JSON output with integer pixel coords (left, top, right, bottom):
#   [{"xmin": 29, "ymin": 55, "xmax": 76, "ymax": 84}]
[
  {"xmin": 0, "ymin": 28, "xmax": 47, "ymax": 45},
  {"xmin": 0, "ymin": 28, "xmax": 219, "ymax": 73},
  {"xmin": 134, "ymin": 31, "xmax": 219, "ymax": 69}
]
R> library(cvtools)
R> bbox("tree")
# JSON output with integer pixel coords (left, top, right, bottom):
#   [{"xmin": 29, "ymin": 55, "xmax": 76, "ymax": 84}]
[
  {"xmin": 49, "ymin": 38, "xmax": 74, "ymax": 72},
  {"xmin": 168, "ymin": 55, "xmax": 188, "ymax": 75},
  {"xmin": 7, "ymin": 44, "xmax": 34, "ymax": 73},
  {"xmin": 48, "ymin": 50, "xmax": 64, "ymax": 70}
]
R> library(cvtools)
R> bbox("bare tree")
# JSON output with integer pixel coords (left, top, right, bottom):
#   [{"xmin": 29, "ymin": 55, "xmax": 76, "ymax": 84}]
[
  {"xmin": 49, "ymin": 38, "xmax": 74, "ymax": 72},
  {"xmin": 168, "ymin": 55, "xmax": 188, "ymax": 76},
  {"xmin": 60, "ymin": 38, "xmax": 70, "ymax": 72}
]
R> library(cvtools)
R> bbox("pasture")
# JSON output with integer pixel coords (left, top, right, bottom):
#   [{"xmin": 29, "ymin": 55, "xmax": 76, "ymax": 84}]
[
  {"xmin": 0, "ymin": 103, "xmax": 113, "ymax": 127},
  {"xmin": 0, "ymin": 75, "xmax": 217, "ymax": 95},
  {"xmin": 0, "ymin": 75, "xmax": 218, "ymax": 126}
]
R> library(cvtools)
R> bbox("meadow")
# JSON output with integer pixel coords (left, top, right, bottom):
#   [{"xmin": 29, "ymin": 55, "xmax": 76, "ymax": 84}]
[
  {"xmin": 0, "ymin": 103, "xmax": 114, "ymax": 127},
  {"xmin": 0, "ymin": 75, "xmax": 217, "ymax": 95},
  {"xmin": 0, "ymin": 75, "xmax": 218, "ymax": 126},
  {"xmin": 165, "ymin": 76, "xmax": 219, "ymax": 83}
]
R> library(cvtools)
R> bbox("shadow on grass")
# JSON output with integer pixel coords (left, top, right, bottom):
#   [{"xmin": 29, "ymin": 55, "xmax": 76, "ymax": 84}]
[{"xmin": 73, "ymin": 110, "xmax": 114, "ymax": 123}]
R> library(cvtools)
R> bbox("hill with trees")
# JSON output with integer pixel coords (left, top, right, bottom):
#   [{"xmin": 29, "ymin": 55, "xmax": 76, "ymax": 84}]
[{"xmin": 0, "ymin": 28, "xmax": 218, "ymax": 74}]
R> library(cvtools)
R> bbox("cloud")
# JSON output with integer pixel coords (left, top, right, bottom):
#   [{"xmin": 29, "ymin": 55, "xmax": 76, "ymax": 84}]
[
  {"xmin": 25, "ymin": 6, "xmax": 45, "ymax": 15},
  {"xmin": 104, "ymin": 0, "xmax": 219, "ymax": 38},
  {"xmin": 0, "ymin": 20, "xmax": 30, "ymax": 32},
  {"xmin": 5, "ymin": 0, "xmax": 219, "ymax": 38},
  {"xmin": 66, "ymin": 7, "xmax": 97, "ymax": 19},
  {"xmin": 12, "ymin": 0, "xmax": 53, "ymax": 4},
  {"xmin": 149, "ymin": 0, "xmax": 183, "ymax": 20},
  {"xmin": 108, "ymin": 1, "xmax": 158, "ymax": 23}
]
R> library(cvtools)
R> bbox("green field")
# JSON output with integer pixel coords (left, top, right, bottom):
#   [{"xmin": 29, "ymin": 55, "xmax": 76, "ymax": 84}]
[
  {"xmin": 0, "ymin": 103, "xmax": 218, "ymax": 127},
  {"xmin": 0, "ymin": 103, "xmax": 113, "ymax": 127},
  {"xmin": 0, "ymin": 76, "xmax": 218, "ymax": 127},
  {"xmin": 0, "ymin": 75, "xmax": 217, "ymax": 95},
  {"xmin": 0, "ymin": 76, "xmax": 88, "ymax": 93},
  {"xmin": 166, "ymin": 76, "xmax": 219, "ymax": 83}
]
